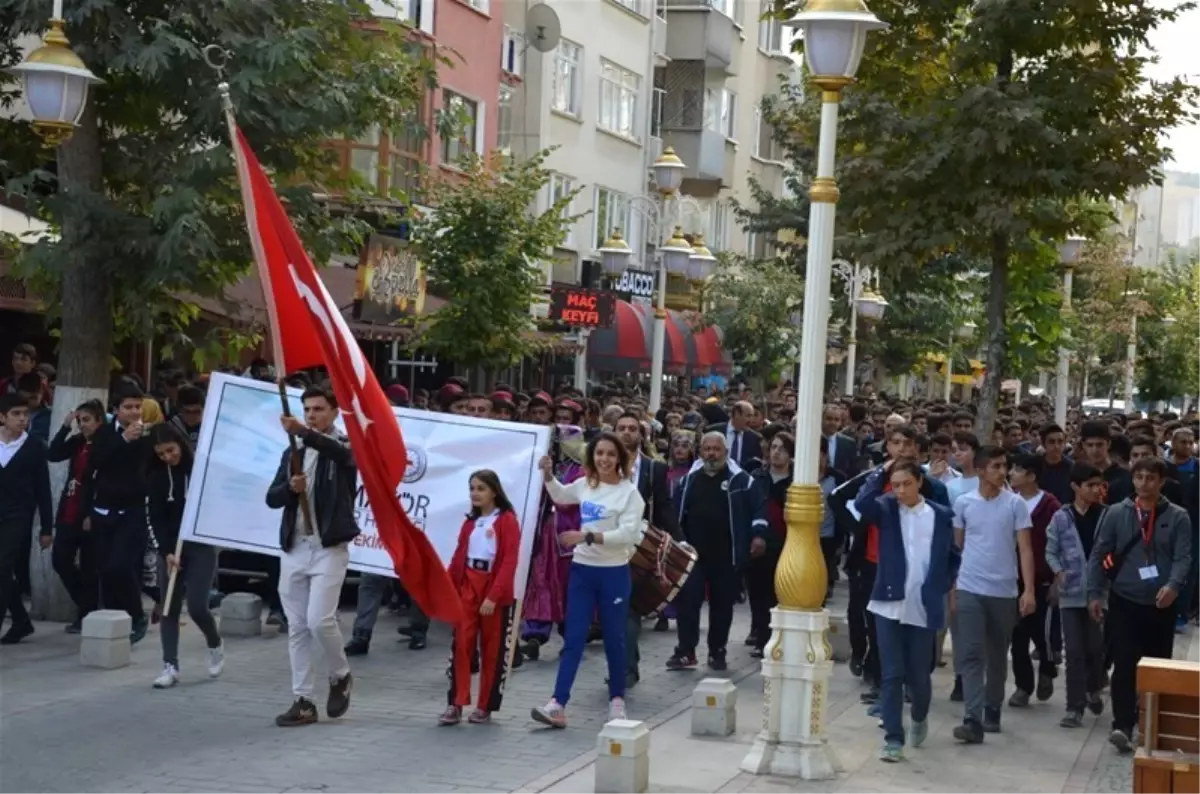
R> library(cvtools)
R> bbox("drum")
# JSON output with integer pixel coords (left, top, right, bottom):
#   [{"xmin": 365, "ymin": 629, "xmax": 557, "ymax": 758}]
[{"xmin": 630, "ymin": 526, "xmax": 697, "ymax": 616}]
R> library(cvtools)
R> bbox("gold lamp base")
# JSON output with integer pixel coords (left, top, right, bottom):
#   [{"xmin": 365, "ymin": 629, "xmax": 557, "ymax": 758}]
[
  {"xmin": 33, "ymin": 120, "xmax": 76, "ymax": 148},
  {"xmin": 774, "ymin": 483, "xmax": 829, "ymax": 610}
]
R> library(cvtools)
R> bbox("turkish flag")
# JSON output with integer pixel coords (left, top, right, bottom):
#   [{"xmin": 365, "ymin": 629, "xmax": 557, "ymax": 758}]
[{"xmin": 230, "ymin": 125, "xmax": 462, "ymax": 626}]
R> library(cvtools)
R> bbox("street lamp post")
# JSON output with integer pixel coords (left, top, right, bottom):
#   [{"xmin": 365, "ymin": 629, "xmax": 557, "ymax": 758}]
[
  {"xmin": 599, "ymin": 147, "xmax": 712, "ymax": 412},
  {"xmin": 741, "ymin": 0, "xmax": 887, "ymax": 781},
  {"xmin": 832, "ymin": 258, "xmax": 887, "ymax": 396},
  {"xmin": 943, "ymin": 320, "xmax": 977, "ymax": 402},
  {"xmin": 1055, "ymin": 236, "xmax": 1084, "ymax": 426}
]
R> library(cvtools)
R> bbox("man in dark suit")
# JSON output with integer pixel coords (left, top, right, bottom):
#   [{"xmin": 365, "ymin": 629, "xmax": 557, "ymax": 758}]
[
  {"xmin": 615, "ymin": 412, "xmax": 681, "ymax": 685},
  {"xmin": 823, "ymin": 403, "xmax": 859, "ymax": 477},
  {"xmin": 706, "ymin": 400, "xmax": 763, "ymax": 472}
]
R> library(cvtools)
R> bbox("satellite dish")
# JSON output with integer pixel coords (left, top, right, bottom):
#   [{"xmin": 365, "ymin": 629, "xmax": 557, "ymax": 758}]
[{"xmin": 525, "ymin": 4, "xmax": 562, "ymax": 53}]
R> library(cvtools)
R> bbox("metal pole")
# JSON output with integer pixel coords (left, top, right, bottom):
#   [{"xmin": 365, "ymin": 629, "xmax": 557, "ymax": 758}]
[
  {"xmin": 1124, "ymin": 313, "xmax": 1137, "ymax": 410},
  {"xmin": 648, "ymin": 196, "xmax": 670, "ymax": 413},
  {"xmin": 843, "ymin": 263, "xmax": 858, "ymax": 396},
  {"xmin": 1054, "ymin": 266, "xmax": 1073, "ymax": 426},
  {"xmin": 574, "ymin": 329, "xmax": 590, "ymax": 395}
]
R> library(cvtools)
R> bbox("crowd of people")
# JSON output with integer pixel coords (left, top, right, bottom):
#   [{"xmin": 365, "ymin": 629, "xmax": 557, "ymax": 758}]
[{"xmin": 1, "ymin": 339, "xmax": 1197, "ymax": 762}]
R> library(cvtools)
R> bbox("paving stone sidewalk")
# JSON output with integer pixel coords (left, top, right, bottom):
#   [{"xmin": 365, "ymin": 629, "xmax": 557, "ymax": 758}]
[{"xmin": 0, "ymin": 599, "xmax": 759, "ymax": 794}]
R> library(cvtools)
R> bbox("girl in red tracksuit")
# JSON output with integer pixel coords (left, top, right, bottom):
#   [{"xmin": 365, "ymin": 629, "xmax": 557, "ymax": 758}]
[{"xmin": 440, "ymin": 469, "xmax": 521, "ymax": 726}]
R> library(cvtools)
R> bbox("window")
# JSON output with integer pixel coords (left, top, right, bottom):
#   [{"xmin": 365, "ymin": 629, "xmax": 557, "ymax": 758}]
[
  {"xmin": 710, "ymin": 0, "xmax": 739, "ymax": 22},
  {"xmin": 598, "ymin": 60, "xmax": 641, "ymax": 139},
  {"xmin": 497, "ymin": 86, "xmax": 514, "ymax": 152},
  {"xmin": 441, "ymin": 90, "xmax": 481, "ymax": 163},
  {"xmin": 758, "ymin": 17, "xmax": 783, "ymax": 53},
  {"xmin": 463, "ymin": 0, "xmax": 489, "ymax": 12},
  {"xmin": 365, "ymin": 0, "xmax": 432, "ymax": 34},
  {"xmin": 332, "ymin": 102, "xmax": 427, "ymax": 202},
  {"xmin": 755, "ymin": 107, "xmax": 783, "ymax": 161},
  {"xmin": 650, "ymin": 86, "xmax": 665, "ymax": 139},
  {"xmin": 706, "ymin": 87, "xmax": 735, "ymax": 138},
  {"xmin": 746, "ymin": 230, "xmax": 777, "ymax": 260},
  {"xmin": 709, "ymin": 201, "xmax": 730, "ymax": 252},
  {"xmin": 548, "ymin": 173, "xmax": 577, "ymax": 248},
  {"xmin": 594, "ymin": 187, "xmax": 631, "ymax": 250},
  {"xmin": 552, "ymin": 40, "xmax": 583, "ymax": 116},
  {"xmin": 609, "ymin": 0, "xmax": 645, "ymax": 14},
  {"xmin": 720, "ymin": 89, "xmax": 736, "ymax": 139},
  {"xmin": 502, "ymin": 26, "xmax": 523, "ymax": 76}
]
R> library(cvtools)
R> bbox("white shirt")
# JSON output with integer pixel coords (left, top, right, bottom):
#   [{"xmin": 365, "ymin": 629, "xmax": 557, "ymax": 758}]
[
  {"xmin": 0, "ymin": 431, "xmax": 28, "ymax": 467},
  {"xmin": 868, "ymin": 499, "xmax": 936, "ymax": 628},
  {"xmin": 466, "ymin": 511, "xmax": 499, "ymax": 561},
  {"xmin": 544, "ymin": 477, "xmax": 646, "ymax": 567},
  {"xmin": 629, "ymin": 453, "xmax": 643, "ymax": 487},
  {"xmin": 1022, "ymin": 490, "xmax": 1045, "ymax": 516}
]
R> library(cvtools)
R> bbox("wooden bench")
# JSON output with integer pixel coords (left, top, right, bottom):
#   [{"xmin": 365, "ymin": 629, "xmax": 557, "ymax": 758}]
[{"xmin": 1134, "ymin": 658, "xmax": 1200, "ymax": 793}]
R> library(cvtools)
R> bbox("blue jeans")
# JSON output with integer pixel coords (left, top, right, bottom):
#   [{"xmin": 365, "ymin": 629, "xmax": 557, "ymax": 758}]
[
  {"xmin": 553, "ymin": 563, "xmax": 630, "ymax": 706},
  {"xmin": 874, "ymin": 614, "xmax": 935, "ymax": 746}
]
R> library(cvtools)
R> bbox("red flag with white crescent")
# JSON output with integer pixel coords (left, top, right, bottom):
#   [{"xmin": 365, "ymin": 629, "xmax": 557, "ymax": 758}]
[{"xmin": 230, "ymin": 124, "xmax": 462, "ymax": 626}]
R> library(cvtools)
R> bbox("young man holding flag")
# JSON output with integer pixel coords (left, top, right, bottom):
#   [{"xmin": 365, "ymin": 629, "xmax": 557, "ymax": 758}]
[
  {"xmin": 221, "ymin": 87, "xmax": 463, "ymax": 724},
  {"xmin": 266, "ymin": 384, "xmax": 359, "ymax": 726}
]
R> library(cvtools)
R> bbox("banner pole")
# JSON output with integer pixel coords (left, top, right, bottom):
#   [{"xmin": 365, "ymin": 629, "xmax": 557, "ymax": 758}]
[
  {"xmin": 161, "ymin": 535, "xmax": 185, "ymax": 618},
  {"xmin": 278, "ymin": 378, "xmax": 318, "ymax": 538}
]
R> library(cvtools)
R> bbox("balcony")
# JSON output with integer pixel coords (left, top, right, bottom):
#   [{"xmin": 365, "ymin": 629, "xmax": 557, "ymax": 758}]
[
  {"xmin": 653, "ymin": 13, "xmax": 668, "ymax": 63},
  {"xmin": 657, "ymin": 62, "xmax": 728, "ymax": 192},
  {"xmin": 662, "ymin": 0, "xmax": 735, "ymax": 73}
]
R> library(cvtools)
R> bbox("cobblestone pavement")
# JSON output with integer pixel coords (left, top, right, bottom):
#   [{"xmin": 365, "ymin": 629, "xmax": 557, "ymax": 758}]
[{"xmin": 0, "ymin": 597, "xmax": 760, "ymax": 794}]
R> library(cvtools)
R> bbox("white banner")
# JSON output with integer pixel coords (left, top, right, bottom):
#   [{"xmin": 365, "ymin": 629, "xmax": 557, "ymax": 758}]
[{"xmin": 179, "ymin": 373, "xmax": 550, "ymax": 600}]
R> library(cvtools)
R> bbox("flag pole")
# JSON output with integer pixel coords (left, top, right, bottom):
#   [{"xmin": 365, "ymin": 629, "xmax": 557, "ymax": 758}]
[{"xmin": 212, "ymin": 51, "xmax": 317, "ymax": 541}]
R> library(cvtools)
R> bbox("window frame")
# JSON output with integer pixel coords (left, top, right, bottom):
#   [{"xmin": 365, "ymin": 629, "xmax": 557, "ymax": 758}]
[
  {"xmin": 440, "ymin": 89, "xmax": 484, "ymax": 165},
  {"xmin": 593, "ymin": 186, "xmax": 633, "ymax": 252},
  {"xmin": 552, "ymin": 39, "xmax": 583, "ymax": 117},
  {"xmin": 597, "ymin": 59, "xmax": 641, "ymax": 140},
  {"xmin": 548, "ymin": 173, "xmax": 578, "ymax": 249},
  {"xmin": 502, "ymin": 25, "xmax": 524, "ymax": 76}
]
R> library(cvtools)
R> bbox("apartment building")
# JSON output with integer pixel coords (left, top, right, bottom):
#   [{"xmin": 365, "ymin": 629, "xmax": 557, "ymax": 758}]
[
  {"xmin": 501, "ymin": 0, "xmax": 800, "ymax": 291},
  {"xmin": 339, "ymin": 0, "xmax": 505, "ymax": 205}
]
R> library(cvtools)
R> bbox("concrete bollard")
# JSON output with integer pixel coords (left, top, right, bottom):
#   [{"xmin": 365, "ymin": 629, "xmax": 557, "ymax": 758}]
[
  {"xmin": 80, "ymin": 610, "xmax": 132, "ymax": 669},
  {"xmin": 827, "ymin": 614, "xmax": 851, "ymax": 663},
  {"xmin": 219, "ymin": 592, "xmax": 264, "ymax": 637},
  {"xmin": 692, "ymin": 677, "xmax": 738, "ymax": 737},
  {"xmin": 595, "ymin": 719, "xmax": 650, "ymax": 794}
]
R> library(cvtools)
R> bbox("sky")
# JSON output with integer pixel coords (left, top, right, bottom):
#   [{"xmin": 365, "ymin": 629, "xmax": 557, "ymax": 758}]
[{"xmin": 1150, "ymin": 1, "xmax": 1200, "ymax": 174}]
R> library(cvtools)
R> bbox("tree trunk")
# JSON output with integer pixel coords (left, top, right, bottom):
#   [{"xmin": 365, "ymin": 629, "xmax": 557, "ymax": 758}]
[
  {"xmin": 976, "ymin": 232, "xmax": 1009, "ymax": 438},
  {"xmin": 30, "ymin": 99, "xmax": 112, "ymax": 621}
]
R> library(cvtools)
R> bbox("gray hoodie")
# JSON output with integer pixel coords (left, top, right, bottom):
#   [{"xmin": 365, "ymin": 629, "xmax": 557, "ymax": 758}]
[{"xmin": 1086, "ymin": 498, "xmax": 1192, "ymax": 607}]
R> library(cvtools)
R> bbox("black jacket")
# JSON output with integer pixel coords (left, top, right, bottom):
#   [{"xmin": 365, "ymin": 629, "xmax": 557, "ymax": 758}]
[
  {"xmin": 265, "ymin": 428, "xmax": 360, "ymax": 551},
  {"xmin": 147, "ymin": 459, "xmax": 191, "ymax": 554},
  {"xmin": 825, "ymin": 432, "xmax": 859, "ymax": 478},
  {"xmin": 89, "ymin": 422, "xmax": 151, "ymax": 512},
  {"xmin": 634, "ymin": 456, "xmax": 681, "ymax": 541},
  {"xmin": 47, "ymin": 425, "xmax": 95, "ymax": 527},
  {"xmin": 0, "ymin": 433, "xmax": 53, "ymax": 537}
]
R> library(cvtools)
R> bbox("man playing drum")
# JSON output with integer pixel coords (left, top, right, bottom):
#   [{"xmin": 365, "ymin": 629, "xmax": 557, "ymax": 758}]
[{"xmin": 614, "ymin": 413, "xmax": 682, "ymax": 686}]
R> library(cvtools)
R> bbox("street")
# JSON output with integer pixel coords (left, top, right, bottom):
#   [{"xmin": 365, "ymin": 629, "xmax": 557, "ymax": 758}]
[{"xmin": 3, "ymin": 585, "xmax": 1188, "ymax": 793}]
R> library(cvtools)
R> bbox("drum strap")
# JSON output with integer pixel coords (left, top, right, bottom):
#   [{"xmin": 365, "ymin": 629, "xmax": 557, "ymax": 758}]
[{"xmin": 648, "ymin": 487, "xmax": 670, "ymax": 584}]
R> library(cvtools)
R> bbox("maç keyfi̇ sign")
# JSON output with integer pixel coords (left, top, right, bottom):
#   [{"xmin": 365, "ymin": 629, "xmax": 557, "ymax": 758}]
[{"xmin": 548, "ymin": 283, "xmax": 616, "ymax": 328}]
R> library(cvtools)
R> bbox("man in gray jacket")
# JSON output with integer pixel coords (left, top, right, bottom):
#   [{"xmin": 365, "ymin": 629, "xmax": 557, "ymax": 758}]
[{"xmin": 1087, "ymin": 457, "xmax": 1192, "ymax": 753}]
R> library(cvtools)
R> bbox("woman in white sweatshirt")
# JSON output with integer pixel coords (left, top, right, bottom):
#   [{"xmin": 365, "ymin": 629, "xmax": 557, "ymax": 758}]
[{"xmin": 531, "ymin": 431, "xmax": 646, "ymax": 728}]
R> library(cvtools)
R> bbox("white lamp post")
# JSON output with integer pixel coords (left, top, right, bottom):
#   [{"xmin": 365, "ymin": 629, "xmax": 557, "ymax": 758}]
[
  {"xmin": 6, "ymin": 0, "xmax": 104, "ymax": 146},
  {"xmin": 943, "ymin": 319, "xmax": 977, "ymax": 402},
  {"xmin": 688, "ymin": 234, "xmax": 718, "ymax": 281},
  {"xmin": 1054, "ymin": 235, "xmax": 1084, "ymax": 425},
  {"xmin": 1123, "ymin": 289, "xmax": 1144, "ymax": 412},
  {"xmin": 832, "ymin": 259, "xmax": 887, "ymax": 396},
  {"xmin": 598, "ymin": 228, "xmax": 633, "ymax": 275},
  {"xmin": 742, "ymin": 0, "xmax": 887, "ymax": 781}
]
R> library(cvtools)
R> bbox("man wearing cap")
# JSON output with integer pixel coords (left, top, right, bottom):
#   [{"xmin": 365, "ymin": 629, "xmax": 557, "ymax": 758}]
[
  {"xmin": 526, "ymin": 393, "xmax": 553, "ymax": 425},
  {"xmin": 491, "ymin": 394, "xmax": 518, "ymax": 421},
  {"xmin": 554, "ymin": 398, "xmax": 583, "ymax": 427},
  {"xmin": 384, "ymin": 384, "xmax": 409, "ymax": 408}
]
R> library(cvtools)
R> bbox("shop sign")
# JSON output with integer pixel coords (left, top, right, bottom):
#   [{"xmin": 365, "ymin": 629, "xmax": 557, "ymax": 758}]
[{"xmin": 549, "ymin": 283, "xmax": 616, "ymax": 328}]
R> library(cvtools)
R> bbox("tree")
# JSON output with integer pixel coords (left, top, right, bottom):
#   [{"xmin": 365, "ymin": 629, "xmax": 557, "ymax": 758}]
[
  {"xmin": 699, "ymin": 254, "xmax": 804, "ymax": 393},
  {"xmin": 770, "ymin": 0, "xmax": 1198, "ymax": 432},
  {"xmin": 1137, "ymin": 254, "xmax": 1200, "ymax": 404},
  {"xmin": 1, "ymin": 0, "xmax": 438, "ymax": 617},
  {"xmin": 1068, "ymin": 230, "xmax": 1142, "ymax": 401},
  {"xmin": 408, "ymin": 149, "xmax": 578, "ymax": 385}
]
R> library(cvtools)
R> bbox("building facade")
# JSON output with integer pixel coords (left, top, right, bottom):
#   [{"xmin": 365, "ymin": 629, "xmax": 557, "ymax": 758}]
[{"xmin": 501, "ymin": 0, "xmax": 800, "ymax": 295}]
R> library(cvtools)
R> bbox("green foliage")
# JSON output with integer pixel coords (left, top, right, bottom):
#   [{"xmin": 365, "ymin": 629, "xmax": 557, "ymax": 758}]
[
  {"xmin": 699, "ymin": 253, "xmax": 804, "ymax": 388},
  {"xmin": 409, "ymin": 149, "xmax": 579, "ymax": 376},
  {"xmin": 1004, "ymin": 240, "xmax": 1067, "ymax": 379},
  {"xmin": 768, "ymin": 0, "xmax": 1198, "ymax": 428},
  {"xmin": 0, "ymin": 0, "xmax": 440, "ymax": 357},
  {"xmin": 1137, "ymin": 254, "xmax": 1199, "ymax": 403},
  {"xmin": 1068, "ymin": 230, "xmax": 1142, "ymax": 397}
]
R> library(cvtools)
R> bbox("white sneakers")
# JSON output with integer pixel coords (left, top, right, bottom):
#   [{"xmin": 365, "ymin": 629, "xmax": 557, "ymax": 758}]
[
  {"xmin": 608, "ymin": 697, "xmax": 627, "ymax": 721},
  {"xmin": 152, "ymin": 645, "xmax": 224, "ymax": 689},
  {"xmin": 153, "ymin": 663, "xmax": 180, "ymax": 689},
  {"xmin": 206, "ymin": 645, "xmax": 225, "ymax": 678}
]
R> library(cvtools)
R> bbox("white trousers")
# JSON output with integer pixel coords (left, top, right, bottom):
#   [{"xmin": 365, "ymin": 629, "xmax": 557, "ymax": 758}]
[{"xmin": 278, "ymin": 535, "xmax": 351, "ymax": 698}]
